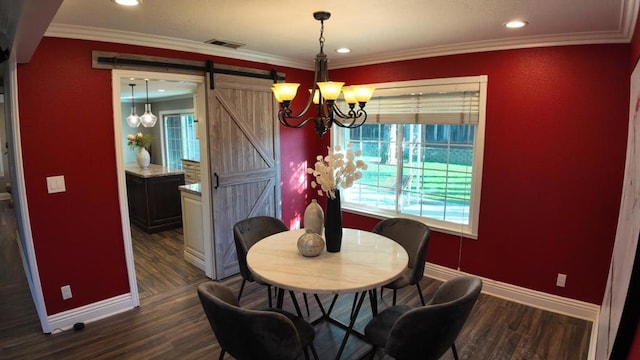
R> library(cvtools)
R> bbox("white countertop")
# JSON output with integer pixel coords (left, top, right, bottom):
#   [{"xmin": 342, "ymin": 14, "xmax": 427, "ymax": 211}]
[
  {"xmin": 125, "ymin": 163, "xmax": 184, "ymax": 178},
  {"xmin": 179, "ymin": 183, "xmax": 201, "ymax": 196}
]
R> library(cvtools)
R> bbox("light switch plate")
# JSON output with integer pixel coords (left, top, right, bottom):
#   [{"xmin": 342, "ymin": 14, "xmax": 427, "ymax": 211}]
[{"xmin": 46, "ymin": 175, "xmax": 66, "ymax": 194}]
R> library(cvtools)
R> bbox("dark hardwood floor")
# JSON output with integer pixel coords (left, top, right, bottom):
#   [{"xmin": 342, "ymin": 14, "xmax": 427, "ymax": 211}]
[
  {"xmin": 131, "ymin": 225, "xmax": 207, "ymax": 301},
  {"xmin": 1, "ymin": 201, "xmax": 592, "ymax": 359}
]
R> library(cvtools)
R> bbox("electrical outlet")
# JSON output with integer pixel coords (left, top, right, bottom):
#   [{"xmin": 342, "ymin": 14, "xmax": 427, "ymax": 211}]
[
  {"xmin": 556, "ymin": 273, "xmax": 567, "ymax": 288},
  {"xmin": 61, "ymin": 285, "xmax": 73, "ymax": 300}
]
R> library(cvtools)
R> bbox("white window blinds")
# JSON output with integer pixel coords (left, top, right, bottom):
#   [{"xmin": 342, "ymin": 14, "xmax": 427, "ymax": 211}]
[{"xmin": 342, "ymin": 82, "xmax": 481, "ymax": 125}]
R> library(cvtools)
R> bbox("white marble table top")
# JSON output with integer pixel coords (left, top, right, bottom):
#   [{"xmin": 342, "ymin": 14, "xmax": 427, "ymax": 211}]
[{"xmin": 247, "ymin": 228, "xmax": 409, "ymax": 294}]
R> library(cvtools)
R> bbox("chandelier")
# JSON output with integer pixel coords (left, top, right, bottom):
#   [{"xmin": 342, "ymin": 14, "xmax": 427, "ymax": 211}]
[
  {"xmin": 126, "ymin": 83, "xmax": 141, "ymax": 128},
  {"xmin": 126, "ymin": 80, "xmax": 157, "ymax": 128},
  {"xmin": 271, "ymin": 11, "xmax": 375, "ymax": 137},
  {"xmin": 139, "ymin": 79, "xmax": 158, "ymax": 127}
]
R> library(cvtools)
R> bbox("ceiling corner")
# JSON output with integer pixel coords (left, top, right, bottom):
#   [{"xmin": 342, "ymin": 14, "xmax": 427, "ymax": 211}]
[{"xmin": 13, "ymin": 0, "xmax": 63, "ymax": 63}]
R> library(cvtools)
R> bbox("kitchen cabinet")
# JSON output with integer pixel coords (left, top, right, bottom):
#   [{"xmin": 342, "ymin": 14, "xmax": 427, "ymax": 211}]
[
  {"xmin": 181, "ymin": 159, "xmax": 201, "ymax": 184},
  {"xmin": 179, "ymin": 183, "xmax": 205, "ymax": 270},
  {"xmin": 125, "ymin": 164, "xmax": 185, "ymax": 233}
]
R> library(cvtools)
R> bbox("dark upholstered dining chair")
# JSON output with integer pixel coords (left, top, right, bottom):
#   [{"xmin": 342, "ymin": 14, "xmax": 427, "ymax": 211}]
[
  {"xmin": 233, "ymin": 216, "xmax": 289, "ymax": 307},
  {"xmin": 364, "ymin": 276, "xmax": 482, "ymax": 360},
  {"xmin": 197, "ymin": 281, "xmax": 319, "ymax": 360},
  {"xmin": 373, "ymin": 218, "xmax": 431, "ymax": 305},
  {"xmin": 233, "ymin": 216, "xmax": 309, "ymax": 314}
]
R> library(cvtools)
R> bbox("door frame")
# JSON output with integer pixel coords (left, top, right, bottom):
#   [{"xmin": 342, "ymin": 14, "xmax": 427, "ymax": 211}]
[
  {"xmin": 4, "ymin": 56, "xmax": 50, "ymax": 332},
  {"xmin": 111, "ymin": 70, "xmax": 214, "ymax": 307}
]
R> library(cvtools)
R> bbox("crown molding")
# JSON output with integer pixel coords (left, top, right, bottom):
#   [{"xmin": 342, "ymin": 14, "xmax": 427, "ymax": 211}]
[
  {"xmin": 45, "ymin": 24, "xmax": 313, "ymax": 70},
  {"xmin": 330, "ymin": 0, "xmax": 636, "ymax": 68},
  {"xmin": 330, "ymin": 29, "xmax": 634, "ymax": 69}
]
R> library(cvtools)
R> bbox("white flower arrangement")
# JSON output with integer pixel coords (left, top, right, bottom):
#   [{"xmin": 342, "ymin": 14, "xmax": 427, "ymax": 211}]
[
  {"xmin": 127, "ymin": 132, "xmax": 152, "ymax": 150},
  {"xmin": 306, "ymin": 143, "xmax": 368, "ymax": 199}
]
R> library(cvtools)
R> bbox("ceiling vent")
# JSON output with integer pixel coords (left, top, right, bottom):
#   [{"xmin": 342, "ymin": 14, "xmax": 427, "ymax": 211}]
[{"xmin": 205, "ymin": 39, "xmax": 245, "ymax": 49}]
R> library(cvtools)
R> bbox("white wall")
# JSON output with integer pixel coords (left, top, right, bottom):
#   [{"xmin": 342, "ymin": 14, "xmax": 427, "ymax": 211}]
[
  {"xmin": 596, "ymin": 58, "xmax": 640, "ymax": 359},
  {"xmin": 119, "ymin": 97, "xmax": 194, "ymax": 166},
  {"xmin": 0, "ymin": 94, "xmax": 8, "ymax": 185}
]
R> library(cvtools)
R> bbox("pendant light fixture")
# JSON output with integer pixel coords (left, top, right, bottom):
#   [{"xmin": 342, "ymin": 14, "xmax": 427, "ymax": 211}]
[
  {"xmin": 126, "ymin": 83, "xmax": 141, "ymax": 128},
  {"xmin": 272, "ymin": 11, "xmax": 375, "ymax": 137},
  {"xmin": 140, "ymin": 79, "xmax": 158, "ymax": 127}
]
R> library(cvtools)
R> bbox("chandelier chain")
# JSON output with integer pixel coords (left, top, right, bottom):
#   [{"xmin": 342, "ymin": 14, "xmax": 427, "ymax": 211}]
[
  {"xmin": 145, "ymin": 79, "xmax": 150, "ymax": 103},
  {"xmin": 319, "ymin": 19, "xmax": 325, "ymax": 53}
]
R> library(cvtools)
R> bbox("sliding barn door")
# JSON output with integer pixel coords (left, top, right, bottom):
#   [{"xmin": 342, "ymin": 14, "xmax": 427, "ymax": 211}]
[{"xmin": 206, "ymin": 73, "xmax": 281, "ymax": 279}]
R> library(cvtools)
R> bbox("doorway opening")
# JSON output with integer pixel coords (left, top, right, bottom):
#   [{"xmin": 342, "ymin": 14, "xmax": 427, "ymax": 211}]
[{"xmin": 112, "ymin": 70, "xmax": 214, "ymax": 306}]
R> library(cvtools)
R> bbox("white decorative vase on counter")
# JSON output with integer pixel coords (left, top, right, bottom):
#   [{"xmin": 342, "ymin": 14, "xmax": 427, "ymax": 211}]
[
  {"xmin": 137, "ymin": 147, "xmax": 150, "ymax": 169},
  {"xmin": 304, "ymin": 199, "xmax": 324, "ymax": 235}
]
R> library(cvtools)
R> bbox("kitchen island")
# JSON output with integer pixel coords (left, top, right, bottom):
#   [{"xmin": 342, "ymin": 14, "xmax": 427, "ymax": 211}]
[{"xmin": 125, "ymin": 164, "xmax": 185, "ymax": 233}]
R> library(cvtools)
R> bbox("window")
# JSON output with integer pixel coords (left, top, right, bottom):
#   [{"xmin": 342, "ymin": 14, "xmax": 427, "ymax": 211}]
[
  {"xmin": 333, "ymin": 76, "xmax": 487, "ymax": 237},
  {"xmin": 162, "ymin": 111, "xmax": 200, "ymax": 170}
]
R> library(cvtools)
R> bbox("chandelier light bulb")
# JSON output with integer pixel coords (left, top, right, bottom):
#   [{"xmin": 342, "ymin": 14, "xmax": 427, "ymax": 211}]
[
  {"xmin": 126, "ymin": 112, "xmax": 141, "ymax": 127},
  {"xmin": 341, "ymin": 86, "xmax": 357, "ymax": 105},
  {"xmin": 126, "ymin": 83, "xmax": 141, "ymax": 127},
  {"xmin": 352, "ymin": 85, "xmax": 376, "ymax": 103},
  {"xmin": 309, "ymin": 89, "xmax": 321, "ymax": 105},
  {"xmin": 272, "ymin": 83, "xmax": 300, "ymax": 102},
  {"xmin": 140, "ymin": 79, "xmax": 157, "ymax": 127},
  {"xmin": 140, "ymin": 104, "xmax": 157, "ymax": 127},
  {"xmin": 317, "ymin": 81, "xmax": 344, "ymax": 101}
]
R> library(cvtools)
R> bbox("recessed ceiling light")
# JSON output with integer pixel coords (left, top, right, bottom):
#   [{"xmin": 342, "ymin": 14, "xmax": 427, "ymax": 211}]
[
  {"xmin": 336, "ymin": 48, "xmax": 351, "ymax": 54},
  {"xmin": 505, "ymin": 20, "xmax": 528, "ymax": 29},
  {"xmin": 113, "ymin": 0, "xmax": 142, "ymax": 6},
  {"xmin": 157, "ymin": 89, "xmax": 165, "ymax": 92}
]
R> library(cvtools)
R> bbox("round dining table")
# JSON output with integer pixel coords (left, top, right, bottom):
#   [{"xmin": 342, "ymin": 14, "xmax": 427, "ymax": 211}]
[{"xmin": 247, "ymin": 228, "xmax": 409, "ymax": 360}]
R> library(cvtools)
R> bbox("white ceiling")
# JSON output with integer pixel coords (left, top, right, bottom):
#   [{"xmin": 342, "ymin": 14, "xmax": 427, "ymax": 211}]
[
  {"xmin": 47, "ymin": 0, "xmax": 638, "ymax": 71},
  {"xmin": 120, "ymin": 78, "xmax": 197, "ymax": 103},
  {"xmin": 5, "ymin": 0, "xmax": 635, "ymax": 99}
]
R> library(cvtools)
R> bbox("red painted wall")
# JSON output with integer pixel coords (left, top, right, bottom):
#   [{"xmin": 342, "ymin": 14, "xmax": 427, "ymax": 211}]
[
  {"xmin": 18, "ymin": 37, "xmax": 629, "ymax": 313},
  {"xmin": 17, "ymin": 37, "xmax": 315, "ymax": 314},
  {"xmin": 629, "ymin": 322, "xmax": 640, "ymax": 359},
  {"xmin": 332, "ymin": 45, "xmax": 629, "ymax": 304}
]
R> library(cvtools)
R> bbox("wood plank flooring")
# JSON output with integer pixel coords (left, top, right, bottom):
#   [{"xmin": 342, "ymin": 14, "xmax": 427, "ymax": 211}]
[
  {"xmin": 131, "ymin": 225, "xmax": 206, "ymax": 301},
  {"xmin": 0, "ymin": 201, "xmax": 592, "ymax": 359}
]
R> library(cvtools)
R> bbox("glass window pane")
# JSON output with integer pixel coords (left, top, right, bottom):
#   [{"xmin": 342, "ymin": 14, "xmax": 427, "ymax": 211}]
[
  {"xmin": 338, "ymin": 120, "xmax": 475, "ymax": 226},
  {"xmin": 333, "ymin": 79, "xmax": 486, "ymax": 234},
  {"xmin": 163, "ymin": 112, "xmax": 198, "ymax": 170}
]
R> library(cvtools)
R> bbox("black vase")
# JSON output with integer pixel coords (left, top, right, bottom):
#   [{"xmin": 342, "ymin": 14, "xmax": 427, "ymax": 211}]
[{"xmin": 324, "ymin": 189, "xmax": 343, "ymax": 253}]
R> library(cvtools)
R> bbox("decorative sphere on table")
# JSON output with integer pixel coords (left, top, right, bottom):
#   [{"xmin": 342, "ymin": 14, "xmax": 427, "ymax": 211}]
[{"xmin": 297, "ymin": 229, "xmax": 325, "ymax": 257}]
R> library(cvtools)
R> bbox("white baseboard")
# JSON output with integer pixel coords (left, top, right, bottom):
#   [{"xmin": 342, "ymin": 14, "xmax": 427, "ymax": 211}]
[
  {"xmin": 47, "ymin": 294, "xmax": 136, "ymax": 333},
  {"xmin": 425, "ymin": 264, "xmax": 600, "ymax": 360},
  {"xmin": 184, "ymin": 250, "xmax": 205, "ymax": 271},
  {"xmin": 424, "ymin": 263, "xmax": 600, "ymax": 321}
]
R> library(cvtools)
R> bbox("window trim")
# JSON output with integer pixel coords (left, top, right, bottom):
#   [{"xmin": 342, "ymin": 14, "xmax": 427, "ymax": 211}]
[{"xmin": 332, "ymin": 75, "xmax": 487, "ymax": 238}]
